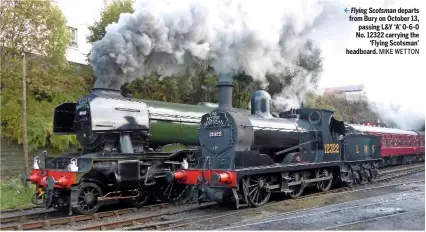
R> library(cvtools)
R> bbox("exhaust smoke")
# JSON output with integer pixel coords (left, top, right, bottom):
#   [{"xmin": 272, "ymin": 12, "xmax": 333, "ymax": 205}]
[{"xmin": 90, "ymin": 0, "xmax": 334, "ymax": 91}]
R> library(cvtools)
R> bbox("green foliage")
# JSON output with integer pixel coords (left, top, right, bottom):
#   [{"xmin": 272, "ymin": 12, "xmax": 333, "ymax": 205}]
[
  {"xmin": 0, "ymin": 176, "xmax": 34, "ymax": 210},
  {"xmin": 1, "ymin": 1, "xmax": 92, "ymax": 152},
  {"xmin": 305, "ymin": 92, "xmax": 343, "ymax": 120},
  {"xmin": 87, "ymin": 0, "xmax": 134, "ymax": 43},
  {"xmin": 305, "ymin": 91, "xmax": 380, "ymax": 124},
  {"xmin": 0, "ymin": 0, "xmax": 70, "ymax": 67},
  {"xmin": 124, "ymin": 66, "xmax": 259, "ymax": 110}
]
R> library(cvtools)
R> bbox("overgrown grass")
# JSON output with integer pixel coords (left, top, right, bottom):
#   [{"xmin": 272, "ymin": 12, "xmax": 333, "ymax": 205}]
[{"xmin": 0, "ymin": 176, "xmax": 34, "ymax": 210}]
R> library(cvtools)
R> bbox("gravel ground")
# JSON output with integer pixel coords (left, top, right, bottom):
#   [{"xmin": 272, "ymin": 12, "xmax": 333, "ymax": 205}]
[
  {"xmin": 171, "ymin": 171, "xmax": 425, "ymax": 230},
  {"xmin": 221, "ymin": 184, "xmax": 424, "ymax": 230}
]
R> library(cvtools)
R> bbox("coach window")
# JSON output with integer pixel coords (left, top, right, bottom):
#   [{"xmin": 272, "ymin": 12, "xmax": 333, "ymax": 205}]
[
  {"xmin": 382, "ymin": 139, "xmax": 387, "ymax": 147},
  {"xmin": 390, "ymin": 139, "xmax": 394, "ymax": 147}
]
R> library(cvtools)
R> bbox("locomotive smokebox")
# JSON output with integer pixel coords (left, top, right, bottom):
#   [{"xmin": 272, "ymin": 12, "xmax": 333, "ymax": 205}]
[{"xmin": 217, "ymin": 73, "xmax": 233, "ymax": 110}]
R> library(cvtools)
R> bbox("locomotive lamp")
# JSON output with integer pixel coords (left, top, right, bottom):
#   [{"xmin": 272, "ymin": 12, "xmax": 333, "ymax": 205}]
[
  {"xmin": 181, "ymin": 158, "xmax": 189, "ymax": 169},
  {"xmin": 68, "ymin": 158, "xmax": 79, "ymax": 172},
  {"xmin": 33, "ymin": 156, "xmax": 39, "ymax": 169}
]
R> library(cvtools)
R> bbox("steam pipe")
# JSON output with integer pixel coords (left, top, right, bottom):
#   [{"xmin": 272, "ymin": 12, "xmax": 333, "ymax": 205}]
[
  {"xmin": 120, "ymin": 133, "xmax": 134, "ymax": 153},
  {"xmin": 217, "ymin": 80, "xmax": 233, "ymax": 110}
]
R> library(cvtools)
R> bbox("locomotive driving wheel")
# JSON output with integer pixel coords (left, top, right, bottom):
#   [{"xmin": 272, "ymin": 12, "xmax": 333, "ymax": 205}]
[
  {"xmin": 243, "ymin": 175, "xmax": 272, "ymax": 207},
  {"xmin": 316, "ymin": 168, "xmax": 333, "ymax": 192},
  {"xmin": 288, "ymin": 172, "xmax": 304, "ymax": 198},
  {"xmin": 75, "ymin": 182, "xmax": 103, "ymax": 215}
]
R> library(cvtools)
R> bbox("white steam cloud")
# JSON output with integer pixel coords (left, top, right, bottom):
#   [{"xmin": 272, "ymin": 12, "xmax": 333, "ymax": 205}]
[{"xmin": 90, "ymin": 0, "xmax": 335, "ymax": 90}]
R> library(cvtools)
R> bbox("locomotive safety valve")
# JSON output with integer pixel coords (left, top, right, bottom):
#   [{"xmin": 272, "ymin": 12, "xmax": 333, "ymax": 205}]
[{"xmin": 211, "ymin": 172, "xmax": 232, "ymax": 185}]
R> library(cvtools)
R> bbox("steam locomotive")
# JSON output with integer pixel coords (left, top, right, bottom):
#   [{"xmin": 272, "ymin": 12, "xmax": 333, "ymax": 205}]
[
  {"xmin": 22, "ymin": 88, "xmax": 248, "ymax": 215},
  {"xmin": 168, "ymin": 81, "xmax": 424, "ymax": 208}
]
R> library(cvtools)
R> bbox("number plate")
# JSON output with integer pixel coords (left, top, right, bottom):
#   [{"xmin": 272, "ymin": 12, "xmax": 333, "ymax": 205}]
[
  {"xmin": 325, "ymin": 143, "xmax": 340, "ymax": 153},
  {"xmin": 209, "ymin": 131, "xmax": 223, "ymax": 137}
]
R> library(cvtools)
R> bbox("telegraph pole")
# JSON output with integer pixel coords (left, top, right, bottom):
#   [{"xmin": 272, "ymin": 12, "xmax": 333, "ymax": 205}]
[{"xmin": 22, "ymin": 52, "xmax": 29, "ymax": 174}]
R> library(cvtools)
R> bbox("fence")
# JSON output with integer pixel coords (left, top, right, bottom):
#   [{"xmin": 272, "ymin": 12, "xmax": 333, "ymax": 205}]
[{"xmin": 0, "ymin": 139, "xmax": 75, "ymax": 177}]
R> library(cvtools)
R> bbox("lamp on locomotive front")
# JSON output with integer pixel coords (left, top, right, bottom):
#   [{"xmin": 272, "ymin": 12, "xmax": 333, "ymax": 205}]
[{"xmin": 33, "ymin": 156, "xmax": 40, "ymax": 169}]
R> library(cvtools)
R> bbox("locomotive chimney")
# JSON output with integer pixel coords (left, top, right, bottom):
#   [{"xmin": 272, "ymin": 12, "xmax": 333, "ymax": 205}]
[
  {"xmin": 91, "ymin": 88, "xmax": 124, "ymax": 98},
  {"xmin": 217, "ymin": 73, "xmax": 233, "ymax": 110}
]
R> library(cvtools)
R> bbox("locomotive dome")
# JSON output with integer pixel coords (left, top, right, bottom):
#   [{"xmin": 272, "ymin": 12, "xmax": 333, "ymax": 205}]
[{"xmin": 251, "ymin": 90, "xmax": 273, "ymax": 118}]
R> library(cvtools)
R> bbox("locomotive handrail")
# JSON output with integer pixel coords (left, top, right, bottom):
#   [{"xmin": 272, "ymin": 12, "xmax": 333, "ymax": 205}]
[
  {"xmin": 240, "ymin": 124, "xmax": 315, "ymax": 132},
  {"xmin": 150, "ymin": 113, "xmax": 201, "ymax": 120},
  {"xmin": 274, "ymin": 139, "xmax": 320, "ymax": 157}
]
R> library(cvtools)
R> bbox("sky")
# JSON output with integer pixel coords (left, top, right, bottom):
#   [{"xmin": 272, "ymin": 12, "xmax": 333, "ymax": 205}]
[
  {"xmin": 54, "ymin": 0, "xmax": 425, "ymax": 128},
  {"xmin": 312, "ymin": 0, "xmax": 425, "ymax": 128}
]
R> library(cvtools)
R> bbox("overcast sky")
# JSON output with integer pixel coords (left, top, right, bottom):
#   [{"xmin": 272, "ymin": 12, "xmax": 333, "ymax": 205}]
[
  {"xmin": 55, "ymin": 0, "xmax": 424, "ymax": 127},
  {"xmin": 314, "ymin": 0, "xmax": 424, "ymax": 128}
]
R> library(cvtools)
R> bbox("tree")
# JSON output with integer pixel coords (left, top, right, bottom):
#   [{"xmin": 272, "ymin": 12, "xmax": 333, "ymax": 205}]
[
  {"xmin": 305, "ymin": 92, "xmax": 343, "ymax": 120},
  {"xmin": 87, "ymin": 0, "xmax": 134, "ymax": 43},
  {"xmin": 1, "ymin": 0, "xmax": 91, "ymax": 152},
  {"xmin": 305, "ymin": 92, "xmax": 381, "ymax": 124}
]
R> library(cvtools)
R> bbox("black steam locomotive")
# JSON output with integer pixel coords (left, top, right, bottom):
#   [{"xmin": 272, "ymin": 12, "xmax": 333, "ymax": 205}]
[
  {"xmin": 168, "ymin": 81, "xmax": 382, "ymax": 208},
  {"xmin": 23, "ymin": 88, "xmax": 246, "ymax": 215}
]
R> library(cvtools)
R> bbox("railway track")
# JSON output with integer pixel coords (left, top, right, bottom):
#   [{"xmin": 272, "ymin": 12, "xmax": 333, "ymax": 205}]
[
  {"xmin": 0, "ymin": 203, "xmax": 171, "ymax": 230},
  {"xmin": 376, "ymin": 163, "xmax": 425, "ymax": 182},
  {"xmin": 0, "ymin": 206, "xmax": 40, "ymax": 215},
  {"xmin": 378, "ymin": 163, "xmax": 425, "ymax": 175},
  {"xmin": 0, "ymin": 208, "xmax": 57, "ymax": 225},
  {"xmin": 124, "ymin": 164, "xmax": 425, "ymax": 231},
  {"xmin": 1, "ymin": 163, "xmax": 423, "ymax": 230},
  {"xmin": 74, "ymin": 203, "xmax": 216, "ymax": 230}
]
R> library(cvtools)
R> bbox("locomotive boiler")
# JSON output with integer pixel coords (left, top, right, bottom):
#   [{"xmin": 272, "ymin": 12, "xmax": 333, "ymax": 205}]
[
  {"xmin": 23, "ymin": 88, "xmax": 250, "ymax": 215},
  {"xmin": 168, "ymin": 80, "xmax": 383, "ymax": 208},
  {"xmin": 53, "ymin": 88, "xmax": 210, "ymax": 154}
]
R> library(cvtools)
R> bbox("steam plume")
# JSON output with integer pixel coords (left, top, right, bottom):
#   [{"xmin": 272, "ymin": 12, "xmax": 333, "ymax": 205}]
[{"xmin": 90, "ymin": 0, "xmax": 333, "ymax": 90}]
